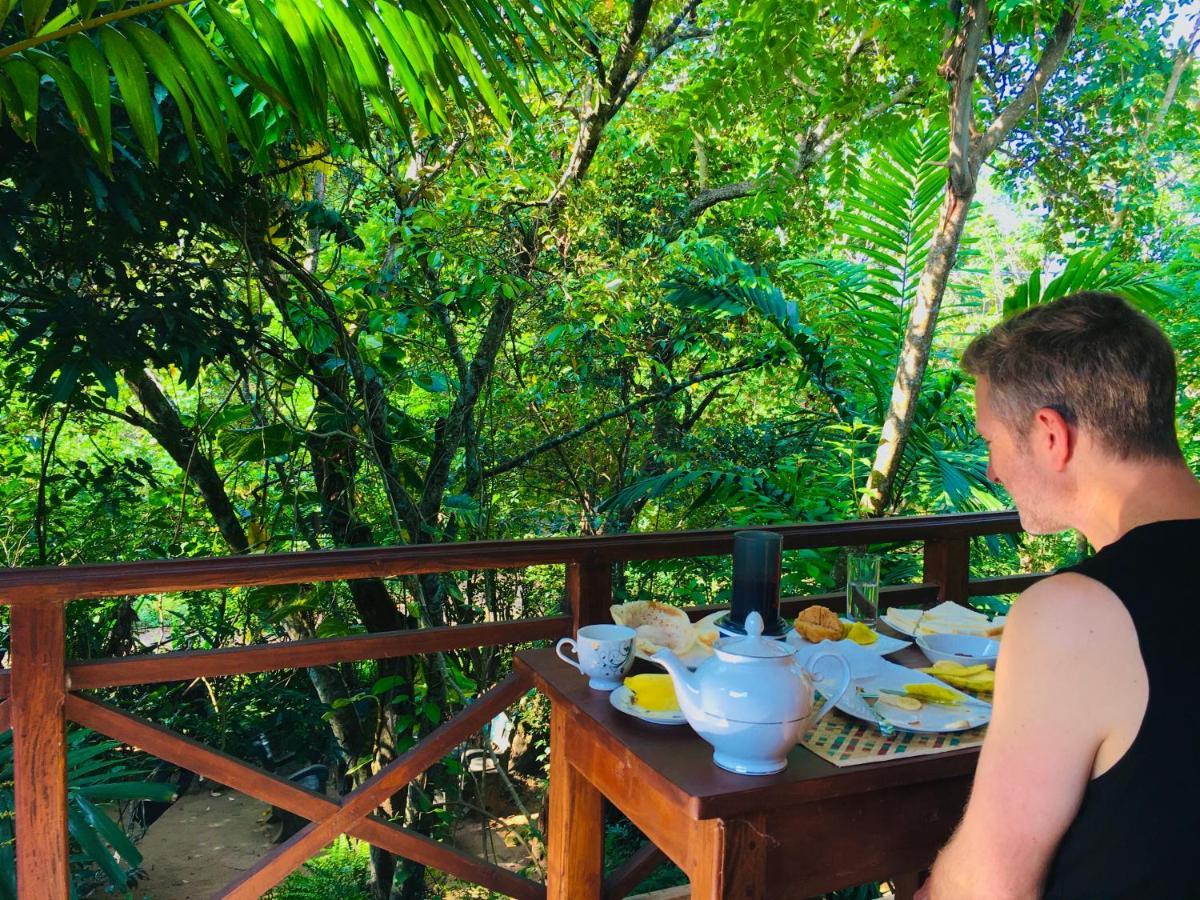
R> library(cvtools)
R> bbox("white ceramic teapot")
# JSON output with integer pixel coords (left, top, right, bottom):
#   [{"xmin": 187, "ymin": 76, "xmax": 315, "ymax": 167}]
[{"xmin": 652, "ymin": 611, "xmax": 851, "ymax": 775}]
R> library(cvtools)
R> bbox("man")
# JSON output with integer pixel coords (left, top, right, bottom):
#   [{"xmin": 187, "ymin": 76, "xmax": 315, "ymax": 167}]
[{"xmin": 916, "ymin": 291, "xmax": 1200, "ymax": 899}]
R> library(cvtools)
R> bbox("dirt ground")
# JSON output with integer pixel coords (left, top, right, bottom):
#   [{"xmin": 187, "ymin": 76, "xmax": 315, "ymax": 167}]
[
  {"xmin": 128, "ymin": 785, "xmax": 540, "ymax": 899},
  {"xmin": 131, "ymin": 787, "xmax": 278, "ymax": 899}
]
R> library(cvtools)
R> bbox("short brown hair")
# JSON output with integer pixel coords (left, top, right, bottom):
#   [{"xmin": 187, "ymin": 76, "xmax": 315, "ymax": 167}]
[{"xmin": 961, "ymin": 291, "xmax": 1181, "ymax": 460}]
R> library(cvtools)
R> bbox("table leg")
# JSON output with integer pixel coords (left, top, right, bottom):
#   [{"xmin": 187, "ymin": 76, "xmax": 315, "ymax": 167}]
[
  {"xmin": 689, "ymin": 816, "xmax": 768, "ymax": 899},
  {"xmin": 547, "ymin": 705, "xmax": 604, "ymax": 900}
]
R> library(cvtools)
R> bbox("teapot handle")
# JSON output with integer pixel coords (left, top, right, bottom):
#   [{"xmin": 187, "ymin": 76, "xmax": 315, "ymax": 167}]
[{"xmin": 804, "ymin": 652, "xmax": 852, "ymax": 724}]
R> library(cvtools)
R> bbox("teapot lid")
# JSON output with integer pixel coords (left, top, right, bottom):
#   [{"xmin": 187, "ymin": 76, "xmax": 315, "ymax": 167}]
[{"xmin": 718, "ymin": 611, "xmax": 794, "ymax": 659}]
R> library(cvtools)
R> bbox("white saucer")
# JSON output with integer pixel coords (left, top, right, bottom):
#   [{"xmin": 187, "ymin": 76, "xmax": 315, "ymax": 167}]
[{"xmin": 609, "ymin": 685, "xmax": 687, "ymax": 726}]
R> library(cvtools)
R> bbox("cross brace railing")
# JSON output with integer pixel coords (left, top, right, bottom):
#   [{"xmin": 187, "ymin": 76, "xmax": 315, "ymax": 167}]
[{"xmin": 0, "ymin": 511, "xmax": 1039, "ymax": 898}]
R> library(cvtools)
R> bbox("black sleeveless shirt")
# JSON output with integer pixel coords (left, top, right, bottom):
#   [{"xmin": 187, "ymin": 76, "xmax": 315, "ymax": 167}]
[{"xmin": 1042, "ymin": 518, "xmax": 1200, "ymax": 899}]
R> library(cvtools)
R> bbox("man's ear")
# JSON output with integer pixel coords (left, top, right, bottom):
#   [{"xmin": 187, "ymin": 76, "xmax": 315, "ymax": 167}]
[{"xmin": 1034, "ymin": 407, "xmax": 1074, "ymax": 471}]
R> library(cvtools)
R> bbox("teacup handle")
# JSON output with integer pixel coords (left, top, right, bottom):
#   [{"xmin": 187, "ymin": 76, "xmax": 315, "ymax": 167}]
[
  {"xmin": 805, "ymin": 652, "xmax": 852, "ymax": 724},
  {"xmin": 555, "ymin": 638, "xmax": 582, "ymax": 673}
]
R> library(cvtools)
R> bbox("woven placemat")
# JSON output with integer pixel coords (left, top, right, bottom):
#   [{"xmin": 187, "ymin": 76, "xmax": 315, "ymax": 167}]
[{"xmin": 799, "ymin": 705, "xmax": 987, "ymax": 767}]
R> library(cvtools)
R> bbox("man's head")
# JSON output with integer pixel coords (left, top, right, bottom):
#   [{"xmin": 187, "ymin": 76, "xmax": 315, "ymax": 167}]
[{"xmin": 961, "ymin": 291, "xmax": 1181, "ymax": 534}]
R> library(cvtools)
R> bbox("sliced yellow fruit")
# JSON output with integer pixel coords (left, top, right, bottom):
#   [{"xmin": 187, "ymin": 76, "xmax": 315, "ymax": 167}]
[
  {"xmin": 877, "ymin": 693, "xmax": 922, "ymax": 711},
  {"xmin": 929, "ymin": 660, "xmax": 990, "ymax": 676},
  {"xmin": 930, "ymin": 670, "xmax": 996, "ymax": 691},
  {"xmin": 624, "ymin": 674, "xmax": 680, "ymax": 713},
  {"xmin": 903, "ymin": 683, "xmax": 963, "ymax": 705},
  {"xmin": 956, "ymin": 676, "xmax": 996, "ymax": 691},
  {"xmin": 844, "ymin": 622, "xmax": 878, "ymax": 646}
]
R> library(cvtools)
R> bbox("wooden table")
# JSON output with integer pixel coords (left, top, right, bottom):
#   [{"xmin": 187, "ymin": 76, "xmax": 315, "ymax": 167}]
[{"xmin": 516, "ymin": 648, "xmax": 980, "ymax": 900}]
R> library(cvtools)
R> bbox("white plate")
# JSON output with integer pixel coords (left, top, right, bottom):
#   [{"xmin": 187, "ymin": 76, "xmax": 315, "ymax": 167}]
[
  {"xmin": 802, "ymin": 641, "xmax": 990, "ymax": 734},
  {"xmin": 785, "ymin": 622, "xmax": 912, "ymax": 657},
  {"xmin": 609, "ymin": 685, "xmax": 687, "ymax": 726},
  {"xmin": 869, "ymin": 694, "xmax": 990, "ymax": 734},
  {"xmin": 881, "ymin": 602, "xmax": 1006, "ymax": 639}
]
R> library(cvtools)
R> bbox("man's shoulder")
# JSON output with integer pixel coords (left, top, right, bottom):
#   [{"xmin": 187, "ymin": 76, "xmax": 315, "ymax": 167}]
[{"xmin": 1007, "ymin": 572, "xmax": 1131, "ymax": 658}]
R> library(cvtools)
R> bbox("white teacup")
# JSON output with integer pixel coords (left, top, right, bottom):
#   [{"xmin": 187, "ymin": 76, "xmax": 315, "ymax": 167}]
[{"xmin": 556, "ymin": 624, "xmax": 636, "ymax": 691}]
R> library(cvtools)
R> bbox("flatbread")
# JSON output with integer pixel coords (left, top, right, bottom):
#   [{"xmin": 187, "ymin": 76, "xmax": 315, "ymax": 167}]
[
  {"xmin": 610, "ymin": 600, "xmax": 696, "ymax": 655},
  {"xmin": 884, "ymin": 601, "xmax": 1006, "ymax": 637}
]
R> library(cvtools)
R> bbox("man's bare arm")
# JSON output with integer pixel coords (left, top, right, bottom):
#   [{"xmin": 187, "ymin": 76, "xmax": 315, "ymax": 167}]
[{"xmin": 919, "ymin": 573, "xmax": 1147, "ymax": 899}]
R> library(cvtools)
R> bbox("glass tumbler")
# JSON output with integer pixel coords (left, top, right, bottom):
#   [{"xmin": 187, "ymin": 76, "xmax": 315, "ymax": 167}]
[{"xmin": 846, "ymin": 552, "xmax": 881, "ymax": 624}]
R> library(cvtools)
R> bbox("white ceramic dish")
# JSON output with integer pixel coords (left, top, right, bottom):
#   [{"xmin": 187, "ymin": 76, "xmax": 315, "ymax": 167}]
[
  {"xmin": 785, "ymin": 622, "xmax": 912, "ymax": 657},
  {"xmin": 609, "ymin": 685, "xmax": 687, "ymax": 726},
  {"xmin": 800, "ymin": 640, "xmax": 990, "ymax": 734},
  {"xmin": 867, "ymin": 693, "xmax": 990, "ymax": 734},
  {"xmin": 881, "ymin": 601, "xmax": 1005, "ymax": 638},
  {"xmin": 916, "ymin": 633, "xmax": 1000, "ymax": 668}
]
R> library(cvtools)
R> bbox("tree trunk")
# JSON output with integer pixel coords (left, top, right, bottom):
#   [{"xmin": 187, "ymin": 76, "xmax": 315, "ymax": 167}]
[
  {"xmin": 860, "ymin": 187, "xmax": 974, "ymax": 514},
  {"xmin": 861, "ymin": 0, "xmax": 1081, "ymax": 514},
  {"xmin": 123, "ymin": 369, "xmax": 373, "ymax": 770}
]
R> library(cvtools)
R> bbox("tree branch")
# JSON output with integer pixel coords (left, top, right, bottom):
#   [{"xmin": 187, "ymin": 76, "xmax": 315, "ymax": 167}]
[
  {"xmin": 976, "ymin": 0, "xmax": 1084, "ymax": 162},
  {"xmin": 940, "ymin": 0, "xmax": 988, "ymax": 195},
  {"xmin": 418, "ymin": 292, "xmax": 517, "ymax": 526},
  {"xmin": 615, "ymin": 0, "xmax": 708, "ymax": 109},
  {"xmin": 1156, "ymin": 15, "xmax": 1200, "ymax": 126},
  {"xmin": 483, "ymin": 354, "xmax": 773, "ymax": 479},
  {"xmin": 606, "ymin": 0, "xmax": 654, "ymax": 97},
  {"xmin": 125, "ymin": 368, "xmax": 251, "ymax": 555},
  {"xmin": 682, "ymin": 79, "xmax": 920, "ymax": 221},
  {"xmin": 0, "ymin": 0, "xmax": 189, "ymax": 60}
]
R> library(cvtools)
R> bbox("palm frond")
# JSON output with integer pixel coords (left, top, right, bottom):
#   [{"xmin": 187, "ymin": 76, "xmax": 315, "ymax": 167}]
[
  {"xmin": 1004, "ymin": 247, "xmax": 1178, "ymax": 317},
  {"xmin": 0, "ymin": 0, "xmax": 578, "ymax": 171},
  {"xmin": 663, "ymin": 242, "xmax": 854, "ymax": 420},
  {"xmin": 839, "ymin": 122, "xmax": 948, "ymax": 314}
]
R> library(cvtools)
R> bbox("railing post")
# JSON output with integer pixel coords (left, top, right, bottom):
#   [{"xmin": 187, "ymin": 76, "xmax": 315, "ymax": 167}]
[
  {"xmin": 922, "ymin": 537, "xmax": 971, "ymax": 603},
  {"xmin": 9, "ymin": 598, "xmax": 70, "ymax": 898},
  {"xmin": 565, "ymin": 557, "xmax": 613, "ymax": 634}
]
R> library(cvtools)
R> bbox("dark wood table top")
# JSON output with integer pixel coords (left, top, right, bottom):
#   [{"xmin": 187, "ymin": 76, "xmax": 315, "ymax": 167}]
[{"xmin": 516, "ymin": 646, "xmax": 981, "ymax": 821}]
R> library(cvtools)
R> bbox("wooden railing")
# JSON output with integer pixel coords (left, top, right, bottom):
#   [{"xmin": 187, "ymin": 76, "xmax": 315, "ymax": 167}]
[{"xmin": 0, "ymin": 511, "xmax": 1040, "ymax": 899}]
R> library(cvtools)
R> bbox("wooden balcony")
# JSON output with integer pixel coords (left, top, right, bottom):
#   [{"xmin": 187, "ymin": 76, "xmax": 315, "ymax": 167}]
[{"xmin": 0, "ymin": 510, "xmax": 1042, "ymax": 898}]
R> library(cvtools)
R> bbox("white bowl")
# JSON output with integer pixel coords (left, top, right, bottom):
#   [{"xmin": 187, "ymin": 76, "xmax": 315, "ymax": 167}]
[{"xmin": 916, "ymin": 633, "xmax": 1000, "ymax": 668}]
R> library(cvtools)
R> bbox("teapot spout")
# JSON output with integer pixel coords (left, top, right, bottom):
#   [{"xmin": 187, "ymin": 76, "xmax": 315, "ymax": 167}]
[{"xmin": 650, "ymin": 649, "xmax": 705, "ymax": 723}]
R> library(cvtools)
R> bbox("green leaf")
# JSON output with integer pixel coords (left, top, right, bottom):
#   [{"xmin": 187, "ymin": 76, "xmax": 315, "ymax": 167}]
[
  {"xmin": 217, "ymin": 423, "xmax": 297, "ymax": 461},
  {"xmin": 100, "ymin": 26, "xmax": 158, "ymax": 166},
  {"xmin": 122, "ymin": 21, "xmax": 203, "ymax": 165},
  {"xmin": 67, "ymin": 804, "xmax": 129, "ymax": 889},
  {"xmin": 65, "ymin": 35, "xmax": 111, "ymax": 159},
  {"xmin": 439, "ymin": 0, "xmax": 528, "ymax": 119},
  {"xmin": 164, "ymin": 9, "xmax": 258, "ymax": 157},
  {"xmin": 21, "ymin": 0, "xmax": 50, "ymax": 36},
  {"xmin": 1, "ymin": 58, "xmax": 40, "ymax": 141},
  {"xmin": 27, "ymin": 50, "xmax": 107, "ymax": 166},
  {"xmin": 357, "ymin": 0, "xmax": 434, "ymax": 132},
  {"xmin": 244, "ymin": 0, "xmax": 324, "ymax": 134},
  {"xmin": 371, "ymin": 674, "xmax": 407, "ymax": 696},
  {"xmin": 326, "ymin": 0, "xmax": 409, "ymax": 139},
  {"xmin": 413, "ymin": 371, "xmax": 449, "ymax": 392},
  {"xmin": 269, "ymin": 0, "xmax": 330, "ymax": 126},
  {"xmin": 73, "ymin": 795, "xmax": 143, "ymax": 869},
  {"xmin": 287, "ymin": 0, "xmax": 369, "ymax": 145},
  {"xmin": 375, "ymin": 1, "xmax": 447, "ymax": 123},
  {"xmin": 129, "ymin": 18, "xmax": 227, "ymax": 171},
  {"xmin": 76, "ymin": 782, "xmax": 177, "ymax": 802},
  {"xmin": 207, "ymin": 1, "xmax": 291, "ymax": 110}
]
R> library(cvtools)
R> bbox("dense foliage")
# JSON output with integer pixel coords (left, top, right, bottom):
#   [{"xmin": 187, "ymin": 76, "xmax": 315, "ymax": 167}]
[{"xmin": 1, "ymin": 0, "xmax": 1198, "ymax": 895}]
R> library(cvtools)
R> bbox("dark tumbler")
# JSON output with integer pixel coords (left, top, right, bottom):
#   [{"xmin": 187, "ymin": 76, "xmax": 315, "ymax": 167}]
[{"xmin": 725, "ymin": 530, "xmax": 788, "ymax": 636}]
